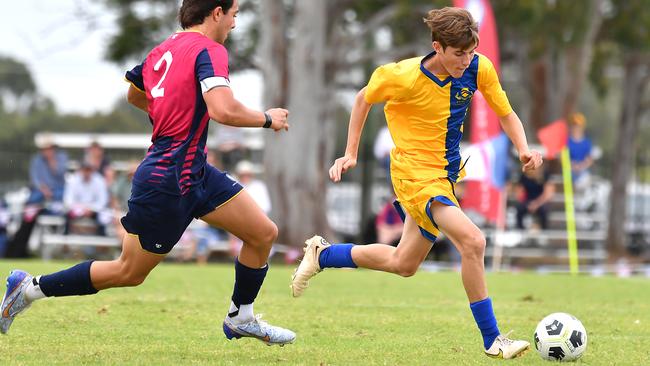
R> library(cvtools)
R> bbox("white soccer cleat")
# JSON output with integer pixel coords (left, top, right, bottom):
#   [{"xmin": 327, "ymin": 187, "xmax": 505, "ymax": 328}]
[
  {"xmin": 485, "ymin": 331, "xmax": 530, "ymax": 359},
  {"xmin": 1, "ymin": 270, "xmax": 33, "ymax": 335},
  {"xmin": 223, "ymin": 314, "xmax": 296, "ymax": 346},
  {"xmin": 290, "ymin": 235, "xmax": 330, "ymax": 298}
]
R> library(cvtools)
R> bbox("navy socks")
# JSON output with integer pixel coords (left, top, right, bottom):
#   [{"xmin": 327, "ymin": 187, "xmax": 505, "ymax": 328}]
[
  {"xmin": 470, "ymin": 297, "xmax": 500, "ymax": 349},
  {"xmin": 231, "ymin": 259, "xmax": 268, "ymax": 308},
  {"xmin": 318, "ymin": 244, "xmax": 357, "ymax": 269},
  {"xmin": 39, "ymin": 261, "xmax": 98, "ymax": 297}
]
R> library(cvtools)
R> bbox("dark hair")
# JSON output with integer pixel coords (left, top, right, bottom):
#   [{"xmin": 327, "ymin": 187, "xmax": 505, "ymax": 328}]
[
  {"xmin": 179, "ymin": 0, "xmax": 234, "ymax": 29},
  {"xmin": 423, "ymin": 7, "xmax": 479, "ymax": 50}
]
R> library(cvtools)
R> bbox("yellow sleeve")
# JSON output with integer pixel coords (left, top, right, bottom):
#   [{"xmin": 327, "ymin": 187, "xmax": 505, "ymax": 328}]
[
  {"xmin": 477, "ymin": 54, "xmax": 513, "ymax": 117},
  {"xmin": 364, "ymin": 63, "xmax": 404, "ymax": 104}
]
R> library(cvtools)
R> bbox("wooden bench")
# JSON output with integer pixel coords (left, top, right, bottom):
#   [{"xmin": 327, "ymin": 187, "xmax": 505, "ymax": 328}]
[
  {"xmin": 36, "ymin": 214, "xmax": 292, "ymax": 261},
  {"xmin": 485, "ymin": 228, "xmax": 607, "ymax": 269},
  {"xmin": 41, "ymin": 234, "xmax": 122, "ymax": 260}
]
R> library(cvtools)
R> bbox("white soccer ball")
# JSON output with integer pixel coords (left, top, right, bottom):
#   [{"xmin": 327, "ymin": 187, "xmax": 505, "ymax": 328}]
[{"xmin": 534, "ymin": 312, "xmax": 587, "ymax": 361}]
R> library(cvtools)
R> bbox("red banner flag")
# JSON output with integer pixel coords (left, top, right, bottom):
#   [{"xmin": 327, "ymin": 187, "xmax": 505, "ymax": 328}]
[
  {"xmin": 454, "ymin": 0, "xmax": 503, "ymax": 224},
  {"xmin": 537, "ymin": 119, "xmax": 569, "ymax": 159}
]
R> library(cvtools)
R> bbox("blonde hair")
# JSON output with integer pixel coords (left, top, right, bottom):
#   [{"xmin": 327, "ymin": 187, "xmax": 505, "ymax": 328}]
[
  {"xmin": 423, "ymin": 7, "xmax": 479, "ymax": 50},
  {"xmin": 569, "ymin": 112, "xmax": 586, "ymax": 127}
]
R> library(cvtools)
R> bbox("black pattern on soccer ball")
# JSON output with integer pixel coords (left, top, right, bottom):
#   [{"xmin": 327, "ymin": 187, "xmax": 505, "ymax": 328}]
[
  {"xmin": 534, "ymin": 332, "xmax": 540, "ymax": 350},
  {"xmin": 549, "ymin": 346, "xmax": 566, "ymax": 360},
  {"xmin": 546, "ymin": 320, "xmax": 563, "ymax": 336},
  {"xmin": 570, "ymin": 330, "xmax": 583, "ymax": 348}
]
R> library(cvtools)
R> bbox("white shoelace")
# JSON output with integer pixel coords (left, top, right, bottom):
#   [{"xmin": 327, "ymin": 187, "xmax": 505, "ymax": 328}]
[
  {"xmin": 253, "ymin": 314, "xmax": 269, "ymax": 328},
  {"xmin": 497, "ymin": 330, "xmax": 515, "ymax": 345}
]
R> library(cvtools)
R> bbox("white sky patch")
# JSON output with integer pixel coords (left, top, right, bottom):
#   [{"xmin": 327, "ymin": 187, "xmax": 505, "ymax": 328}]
[
  {"xmin": 0, "ymin": 1, "xmax": 123, "ymax": 115},
  {"xmin": 0, "ymin": 0, "xmax": 262, "ymax": 115},
  {"xmin": 466, "ymin": 0, "xmax": 486, "ymax": 26}
]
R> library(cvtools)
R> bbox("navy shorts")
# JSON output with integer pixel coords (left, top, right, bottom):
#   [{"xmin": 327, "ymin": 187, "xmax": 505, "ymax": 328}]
[{"xmin": 121, "ymin": 165, "xmax": 243, "ymax": 255}]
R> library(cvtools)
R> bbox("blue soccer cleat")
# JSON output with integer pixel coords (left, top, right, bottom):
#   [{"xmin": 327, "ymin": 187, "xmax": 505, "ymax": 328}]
[
  {"xmin": 223, "ymin": 314, "xmax": 296, "ymax": 346},
  {"xmin": 1, "ymin": 270, "xmax": 33, "ymax": 335}
]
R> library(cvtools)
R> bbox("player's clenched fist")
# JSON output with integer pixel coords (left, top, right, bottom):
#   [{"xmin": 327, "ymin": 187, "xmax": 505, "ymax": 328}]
[
  {"xmin": 519, "ymin": 150, "xmax": 543, "ymax": 172},
  {"xmin": 265, "ymin": 108, "xmax": 290, "ymax": 132},
  {"xmin": 329, "ymin": 155, "xmax": 357, "ymax": 182}
]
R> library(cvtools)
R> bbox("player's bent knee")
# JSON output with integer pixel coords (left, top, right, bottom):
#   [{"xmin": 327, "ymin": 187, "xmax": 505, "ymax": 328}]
[
  {"xmin": 266, "ymin": 221, "xmax": 279, "ymax": 243},
  {"xmin": 113, "ymin": 260, "xmax": 150, "ymax": 287},
  {"xmin": 118, "ymin": 271, "xmax": 148, "ymax": 287},
  {"xmin": 394, "ymin": 261, "xmax": 419, "ymax": 277},
  {"xmin": 459, "ymin": 234, "xmax": 486, "ymax": 260},
  {"xmin": 396, "ymin": 267, "xmax": 418, "ymax": 278},
  {"xmin": 256, "ymin": 221, "xmax": 279, "ymax": 246},
  {"xmin": 242, "ymin": 220, "xmax": 278, "ymax": 249}
]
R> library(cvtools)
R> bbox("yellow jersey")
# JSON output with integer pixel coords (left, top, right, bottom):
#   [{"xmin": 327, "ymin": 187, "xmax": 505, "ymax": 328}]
[{"xmin": 365, "ymin": 52, "xmax": 512, "ymax": 182}]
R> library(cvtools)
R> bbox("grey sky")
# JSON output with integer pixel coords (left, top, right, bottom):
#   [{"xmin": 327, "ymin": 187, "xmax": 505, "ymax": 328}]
[{"xmin": 0, "ymin": 0, "xmax": 261, "ymax": 115}]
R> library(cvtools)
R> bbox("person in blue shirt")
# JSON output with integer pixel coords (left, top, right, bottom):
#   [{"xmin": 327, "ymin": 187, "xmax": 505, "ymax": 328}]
[
  {"xmin": 27, "ymin": 138, "xmax": 68, "ymax": 205},
  {"xmin": 567, "ymin": 113, "xmax": 593, "ymax": 190},
  {"xmin": 5, "ymin": 137, "xmax": 68, "ymax": 258}
]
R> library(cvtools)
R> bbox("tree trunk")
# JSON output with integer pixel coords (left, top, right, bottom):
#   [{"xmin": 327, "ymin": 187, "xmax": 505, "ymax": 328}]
[
  {"xmin": 606, "ymin": 54, "xmax": 648, "ymax": 261},
  {"xmin": 258, "ymin": 0, "xmax": 288, "ymax": 108},
  {"xmin": 562, "ymin": 0, "xmax": 604, "ymax": 117},
  {"xmin": 529, "ymin": 59, "xmax": 548, "ymax": 132},
  {"xmin": 530, "ymin": 1, "xmax": 604, "ymax": 130},
  {"xmin": 263, "ymin": 0, "xmax": 332, "ymax": 246}
]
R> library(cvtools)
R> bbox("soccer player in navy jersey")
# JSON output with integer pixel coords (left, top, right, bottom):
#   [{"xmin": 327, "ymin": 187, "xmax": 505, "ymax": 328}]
[{"xmin": 1, "ymin": 0, "xmax": 295, "ymax": 346}]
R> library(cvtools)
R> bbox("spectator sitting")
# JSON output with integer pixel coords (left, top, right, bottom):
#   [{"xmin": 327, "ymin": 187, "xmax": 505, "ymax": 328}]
[
  {"xmin": 0, "ymin": 199, "xmax": 9, "ymax": 257},
  {"xmin": 84, "ymin": 141, "xmax": 112, "ymax": 178},
  {"xmin": 515, "ymin": 167, "xmax": 555, "ymax": 230},
  {"xmin": 109, "ymin": 161, "xmax": 138, "ymax": 239},
  {"xmin": 214, "ymin": 124, "xmax": 246, "ymax": 172},
  {"xmin": 229, "ymin": 160, "xmax": 271, "ymax": 256},
  {"xmin": 26, "ymin": 136, "xmax": 68, "ymax": 205},
  {"xmin": 235, "ymin": 160, "xmax": 271, "ymax": 214},
  {"xmin": 374, "ymin": 126, "xmax": 394, "ymax": 187},
  {"xmin": 375, "ymin": 198, "xmax": 403, "ymax": 246},
  {"xmin": 5, "ymin": 136, "xmax": 68, "ymax": 258},
  {"xmin": 63, "ymin": 162, "xmax": 109, "ymax": 236},
  {"xmin": 110, "ymin": 161, "xmax": 137, "ymax": 213},
  {"xmin": 568, "ymin": 112, "xmax": 593, "ymax": 191},
  {"xmin": 182, "ymin": 152, "xmax": 230, "ymax": 264}
]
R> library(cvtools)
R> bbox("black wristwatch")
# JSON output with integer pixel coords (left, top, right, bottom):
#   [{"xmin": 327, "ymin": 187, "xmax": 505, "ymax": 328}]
[{"xmin": 263, "ymin": 112, "xmax": 272, "ymax": 128}]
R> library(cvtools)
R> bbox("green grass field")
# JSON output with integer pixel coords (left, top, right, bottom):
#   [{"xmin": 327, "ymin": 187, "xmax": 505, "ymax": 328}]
[{"xmin": 0, "ymin": 260, "xmax": 648, "ymax": 365}]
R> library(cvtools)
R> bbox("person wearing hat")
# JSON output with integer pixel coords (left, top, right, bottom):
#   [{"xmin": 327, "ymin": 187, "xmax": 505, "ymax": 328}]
[
  {"xmin": 235, "ymin": 161, "xmax": 271, "ymax": 215},
  {"xmin": 27, "ymin": 136, "xmax": 68, "ymax": 205},
  {"xmin": 227, "ymin": 161, "xmax": 272, "ymax": 257},
  {"xmin": 4, "ymin": 136, "xmax": 69, "ymax": 258}
]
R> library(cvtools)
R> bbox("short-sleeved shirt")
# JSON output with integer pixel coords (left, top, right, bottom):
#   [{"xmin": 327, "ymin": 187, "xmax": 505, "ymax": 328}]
[
  {"xmin": 125, "ymin": 31, "xmax": 230, "ymax": 196},
  {"xmin": 365, "ymin": 51, "xmax": 512, "ymax": 182},
  {"xmin": 519, "ymin": 171, "xmax": 550, "ymax": 202},
  {"xmin": 568, "ymin": 137, "xmax": 592, "ymax": 163}
]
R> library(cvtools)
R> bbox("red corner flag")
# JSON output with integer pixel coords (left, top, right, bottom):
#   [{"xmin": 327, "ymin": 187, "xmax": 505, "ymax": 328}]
[{"xmin": 537, "ymin": 119, "xmax": 568, "ymax": 159}]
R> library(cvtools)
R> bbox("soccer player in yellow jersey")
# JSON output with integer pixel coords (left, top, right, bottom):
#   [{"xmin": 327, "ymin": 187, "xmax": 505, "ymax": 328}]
[{"xmin": 292, "ymin": 7, "xmax": 542, "ymax": 359}]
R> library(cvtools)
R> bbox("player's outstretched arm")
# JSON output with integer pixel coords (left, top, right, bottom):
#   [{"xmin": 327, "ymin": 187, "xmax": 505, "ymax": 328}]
[
  {"xmin": 204, "ymin": 86, "xmax": 289, "ymax": 131},
  {"xmin": 498, "ymin": 111, "xmax": 543, "ymax": 172},
  {"xmin": 329, "ymin": 87, "xmax": 373, "ymax": 182},
  {"xmin": 127, "ymin": 85, "xmax": 149, "ymax": 113}
]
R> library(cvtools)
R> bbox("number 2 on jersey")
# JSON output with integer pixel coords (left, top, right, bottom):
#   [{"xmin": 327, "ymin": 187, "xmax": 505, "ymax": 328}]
[{"xmin": 151, "ymin": 51, "xmax": 173, "ymax": 98}]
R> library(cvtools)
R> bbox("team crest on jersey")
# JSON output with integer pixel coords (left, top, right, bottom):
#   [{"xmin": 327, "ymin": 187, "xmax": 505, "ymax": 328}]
[{"xmin": 454, "ymin": 87, "xmax": 474, "ymax": 105}]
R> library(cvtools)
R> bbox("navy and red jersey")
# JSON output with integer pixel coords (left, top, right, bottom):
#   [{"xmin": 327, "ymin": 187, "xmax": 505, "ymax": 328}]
[{"xmin": 125, "ymin": 31, "xmax": 230, "ymax": 195}]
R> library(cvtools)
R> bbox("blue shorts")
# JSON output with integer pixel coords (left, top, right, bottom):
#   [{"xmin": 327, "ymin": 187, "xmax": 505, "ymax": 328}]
[{"xmin": 121, "ymin": 165, "xmax": 243, "ymax": 255}]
